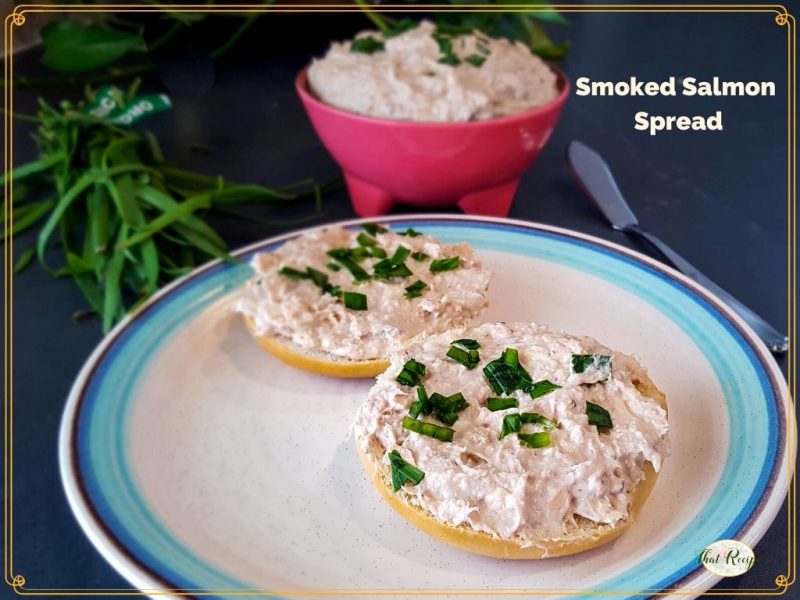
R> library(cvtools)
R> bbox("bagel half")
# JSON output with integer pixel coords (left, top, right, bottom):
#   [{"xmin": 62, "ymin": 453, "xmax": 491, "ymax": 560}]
[
  {"xmin": 357, "ymin": 377, "xmax": 666, "ymax": 559},
  {"xmin": 243, "ymin": 316, "xmax": 389, "ymax": 378}
]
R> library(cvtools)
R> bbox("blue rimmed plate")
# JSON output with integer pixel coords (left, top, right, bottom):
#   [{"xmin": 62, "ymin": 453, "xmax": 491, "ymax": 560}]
[{"xmin": 59, "ymin": 215, "xmax": 790, "ymax": 599}]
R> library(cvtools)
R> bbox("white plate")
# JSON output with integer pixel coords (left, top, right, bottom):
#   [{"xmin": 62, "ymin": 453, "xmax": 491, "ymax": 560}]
[{"xmin": 59, "ymin": 216, "xmax": 791, "ymax": 599}]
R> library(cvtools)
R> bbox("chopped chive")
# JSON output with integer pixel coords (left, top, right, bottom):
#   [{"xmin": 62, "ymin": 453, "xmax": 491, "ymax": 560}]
[
  {"xmin": 430, "ymin": 256, "xmax": 460, "ymax": 273},
  {"xmin": 351, "ymin": 36, "xmax": 385, "ymax": 54},
  {"xmin": 452, "ymin": 338, "xmax": 480, "ymax": 350},
  {"xmin": 278, "ymin": 266, "xmax": 308, "ymax": 280},
  {"xmin": 446, "ymin": 345, "xmax": 479, "ymax": 369},
  {"xmin": 343, "ymin": 291, "xmax": 368, "ymax": 311},
  {"xmin": 529, "ymin": 380, "xmax": 561, "ymax": 399},
  {"xmin": 400, "ymin": 228, "xmax": 422, "ymax": 237},
  {"xmin": 362, "ymin": 223, "xmax": 388, "ymax": 236},
  {"xmin": 402, "ymin": 416, "xmax": 454, "ymax": 442},
  {"xmin": 373, "ymin": 260, "xmax": 413, "ymax": 279},
  {"xmin": 387, "ymin": 450, "xmax": 425, "ymax": 491},
  {"xmin": 572, "ymin": 354, "xmax": 612, "ymax": 374},
  {"xmin": 356, "ymin": 232, "xmax": 378, "ymax": 247},
  {"xmin": 499, "ymin": 413, "xmax": 522, "ymax": 439},
  {"xmin": 329, "ymin": 285, "xmax": 342, "ymax": 297},
  {"xmin": 327, "ymin": 248, "xmax": 370, "ymax": 282},
  {"xmin": 369, "ymin": 246, "xmax": 387, "ymax": 259},
  {"xmin": 404, "ymin": 280, "xmax": 427, "ymax": 299},
  {"xmin": 487, "ymin": 397, "xmax": 518, "ymax": 411},
  {"xmin": 396, "ymin": 359, "xmax": 426, "ymax": 387},
  {"xmin": 586, "ymin": 401, "xmax": 613, "ymax": 428},
  {"xmin": 519, "ymin": 412, "xmax": 558, "ymax": 430},
  {"xmin": 350, "ymin": 246, "xmax": 371, "ymax": 261},
  {"xmin": 411, "ymin": 251, "xmax": 429, "ymax": 261},
  {"xmin": 428, "ymin": 391, "xmax": 469, "ymax": 425},
  {"xmin": 306, "ymin": 267, "xmax": 329, "ymax": 289},
  {"xmin": 409, "ymin": 385, "xmax": 430, "ymax": 419},
  {"xmin": 465, "ymin": 54, "xmax": 486, "ymax": 67},
  {"xmin": 326, "ymin": 262, "xmax": 341, "ymax": 271},
  {"xmin": 389, "ymin": 245, "xmax": 411, "ymax": 265},
  {"xmin": 518, "ymin": 431, "xmax": 551, "ymax": 448},
  {"xmin": 483, "ymin": 360, "xmax": 519, "ymax": 396},
  {"xmin": 503, "ymin": 347, "xmax": 519, "ymax": 369}
]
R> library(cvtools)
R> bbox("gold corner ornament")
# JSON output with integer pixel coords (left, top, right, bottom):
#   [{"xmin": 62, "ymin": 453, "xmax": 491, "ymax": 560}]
[
  {"xmin": 775, "ymin": 11, "xmax": 789, "ymax": 26},
  {"xmin": 10, "ymin": 12, "xmax": 25, "ymax": 26},
  {"xmin": 774, "ymin": 574, "xmax": 790, "ymax": 589},
  {"xmin": 11, "ymin": 574, "xmax": 25, "ymax": 588}
]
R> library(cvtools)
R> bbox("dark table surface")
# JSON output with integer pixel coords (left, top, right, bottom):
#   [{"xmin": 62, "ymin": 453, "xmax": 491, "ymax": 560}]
[{"xmin": 4, "ymin": 6, "xmax": 793, "ymax": 599}]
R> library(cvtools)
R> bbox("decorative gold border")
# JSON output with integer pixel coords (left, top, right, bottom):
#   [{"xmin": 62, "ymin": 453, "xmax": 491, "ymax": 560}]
[{"xmin": 2, "ymin": 2, "xmax": 796, "ymax": 597}]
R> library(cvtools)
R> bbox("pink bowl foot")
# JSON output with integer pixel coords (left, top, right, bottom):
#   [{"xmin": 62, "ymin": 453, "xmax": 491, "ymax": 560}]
[
  {"xmin": 458, "ymin": 178, "xmax": 520, "ymax": 217},
  {"xmin": 344, "ymin": 172, "xmax": 396, "ymax": 217}
]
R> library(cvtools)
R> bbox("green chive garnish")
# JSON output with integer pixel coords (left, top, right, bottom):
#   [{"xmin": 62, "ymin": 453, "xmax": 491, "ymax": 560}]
[
  {"xmin": 351, "ymin": 36, "xmax": 385, "ymax": 54},
  {"xmin": 306, "ymin": 267, "xmax": 329, "ymax": 289},
  {"xmin": 402, "ymin": 416, "xmax": 454, "ymax": 442},
  {"xmin": 520, "ymin": 412, "xmax": 558, "ymax": 430},
  {"xmin": 389, "ymin": 245, "xmax": 411, "ymax": 265},
  {"xmin": 327, "ymin": 248, "xmax": 370, "ymax": 282},
  {"xmin": 396, "ymin": 359, "xmax": 426, "ymax": 387},
  {"xmin": 529, "ymin": 380, "xmax": 561, "ymax": 399},
  {"xmin": 428, "ymin": 391, "xmax": 469, "ymax": 425},
  {"xmin": 278, "ymin": 266, "xmax": 308, "ymax": 280},
  {"xmin": 404, "ymin": 280, "xmax": 427, "ymax": 299},
  {"xmin": 500, "ymin": 413, "xmax": 522, "ymax": 439},
  {"xmin": 326, "ymin": 262, "xmax": 341, "ymax": 271},
  {"xmin": 465, "ymin": 54, "xmax": 486, "ymax": 68},
  {"xmin": 362, "ymin": 223, "xmax": 388, "ymax": 235},
  {"xmin": 586, "ymin": 401, "xmax": 613, "ymax": 428},
  {"xmin": 369, "ymin": 246, "xmax": 387, "ymax": 259},
  {"xmin": 446, "ymin": 345, "xmax": 479, "ymax": 369},
  {"xmin": 356, "ymin": 232, "xmax": 378, "ymax": 247},
  {"xmin": 518, "ymin": 432, "xmax": 551, "ymax": 448},
  {"xmin": 483, "ymin": 348, "xmax": 530, "ymax": 395},
  {"xmin": 343, "ymin": 291, "xmax": 368, "ymax": 311},
  {"xmin": 409, "ymin": 385, "xmax": 430, "ymax": 419},
  {"xmin": 411, "ymin": 251, "xmax": 428, "ymax": 261},
  {"xmin": 452, "ymin": 338, "xmax": 480, "ymax": 349},
  {"xmin": 487, "ymin": 397, "xmax": 518, "ymax": 411},
  {"xmin": 349, "ymin": 246, "xmax": 371, "ymax": 261},
  {"xmin": 400, "ymin": 228, "xmax": 422, "ymax": 237},
  {"xmin": 430, "ymin": 257, "xmax": 460, "ymax": 273},
  {"xmin": 572, "ymin": 354, "xmax": 612, "ymax": 374},
  {"xmin": 387, "ymin": 450, "xmax": 425, "ymax": 491}
]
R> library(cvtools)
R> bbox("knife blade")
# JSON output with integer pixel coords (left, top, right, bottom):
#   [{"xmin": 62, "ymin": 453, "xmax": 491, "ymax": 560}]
[{"xmin": 567, "ymin": 140, "xmax": 788, "ymax": 353}]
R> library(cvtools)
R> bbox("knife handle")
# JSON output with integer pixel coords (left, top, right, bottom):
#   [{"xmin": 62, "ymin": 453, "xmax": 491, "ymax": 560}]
[{"xmin": 626, "ymin": 224, "xmax": 789, "ymax": 353}]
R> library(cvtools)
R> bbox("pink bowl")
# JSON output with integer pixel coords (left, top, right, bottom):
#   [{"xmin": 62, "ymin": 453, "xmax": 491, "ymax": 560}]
[{"xmin": 296, "ymin": 67, "xmax": 569, "ymax": 217}]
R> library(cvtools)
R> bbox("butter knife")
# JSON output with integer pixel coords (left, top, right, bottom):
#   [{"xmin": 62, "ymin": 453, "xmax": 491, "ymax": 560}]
[{"xmin": 568, "ymin": 140, "xmax": 788, "ymax": 353}]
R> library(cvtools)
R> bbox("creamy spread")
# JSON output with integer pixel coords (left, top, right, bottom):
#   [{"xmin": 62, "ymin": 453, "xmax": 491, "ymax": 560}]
[
  {"xmin": 308, "ymin": 20, "xmax": 560, "ymax": 122},
  {"xmin": 353, "ymin": 322, "xmax": 670, "ymax": 545},
  {"xmin": 234, "ymin": 226, "xmax": 491, "ymax": 361}
]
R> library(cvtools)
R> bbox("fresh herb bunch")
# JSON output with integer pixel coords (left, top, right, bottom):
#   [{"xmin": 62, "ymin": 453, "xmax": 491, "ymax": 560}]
[
  {"xmin": 355, "ymin": 0, "xmax": 570, "ymax": 59},
  {"xmin": 4, "ymin": 81, "xmax": 335, "ymax": 332}
]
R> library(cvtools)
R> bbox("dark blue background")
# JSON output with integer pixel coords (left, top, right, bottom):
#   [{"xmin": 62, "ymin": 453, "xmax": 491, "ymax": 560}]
[{"xmin": 3, "ymin": 6, "xmax": 792, "ymax": 599}]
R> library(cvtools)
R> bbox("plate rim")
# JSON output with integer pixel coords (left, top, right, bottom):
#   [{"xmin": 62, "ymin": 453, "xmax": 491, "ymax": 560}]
[{"xmin": 58, "ymin": 214, "xmax": 792, "ymax": 599}]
